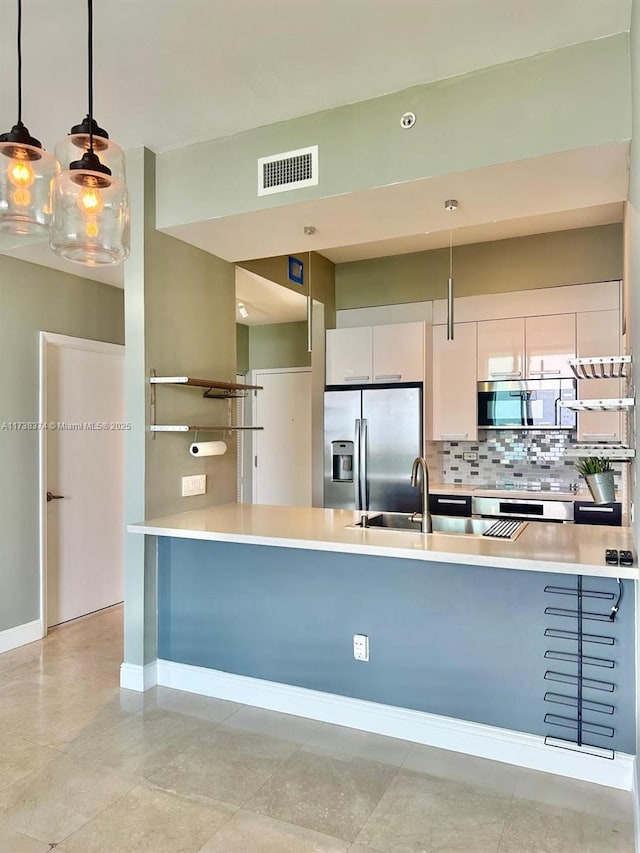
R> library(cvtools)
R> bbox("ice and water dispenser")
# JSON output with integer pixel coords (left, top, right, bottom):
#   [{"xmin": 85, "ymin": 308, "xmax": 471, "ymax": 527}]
[{"xmin": 331, "ymin": 440, "xmax": 354, "ymax": 482}]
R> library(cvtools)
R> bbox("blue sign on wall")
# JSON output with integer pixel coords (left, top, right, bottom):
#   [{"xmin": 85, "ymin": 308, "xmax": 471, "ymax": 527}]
[{"xmin": 288, "ymin": 256, "xmax": 304, "ymax": 285}]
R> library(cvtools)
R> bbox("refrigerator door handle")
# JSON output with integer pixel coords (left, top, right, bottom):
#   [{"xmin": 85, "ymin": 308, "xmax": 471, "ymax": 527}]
[
  {"xmin": 361, "ymin": 418, "xmax": 369, "ymax": 511},
  {"xmin": 354, "ymin": 419, "xmax": 362, "ymax": 510}
]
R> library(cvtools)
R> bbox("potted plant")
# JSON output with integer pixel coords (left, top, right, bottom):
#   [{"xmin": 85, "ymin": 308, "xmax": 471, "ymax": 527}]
[{"xmin": 575, "ymin": 457, "xmax": 615, "ymax": 505}]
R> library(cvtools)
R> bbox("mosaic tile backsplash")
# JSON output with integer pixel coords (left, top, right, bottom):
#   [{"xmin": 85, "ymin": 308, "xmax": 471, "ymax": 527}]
[{"xmin": 427, "ymin": 430, "xmax": 622, "ymax": 492}]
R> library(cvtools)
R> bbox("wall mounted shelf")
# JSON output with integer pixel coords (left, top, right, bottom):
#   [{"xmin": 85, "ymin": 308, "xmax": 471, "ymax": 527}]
[
  {"xmin": 149, "ymin": 371, "xmax": 263, "ymax": 436},
  {"xmin": 150, "ymin": 425, "xmax": 262, "ymax": 433},
  {"xmin": 559, "ymin": 399, "xmax": 634, "ymax": 413},
  {"xmin": 150, "ymin": 375, "xmax": 262, "ymax": 399},
  {"xmin": 563, "ymin": 445, "xmax": 635, "ymax": 461},
  {"xmin": 568, "ymin": 356, "xmax": 631, "ymax": 381}
]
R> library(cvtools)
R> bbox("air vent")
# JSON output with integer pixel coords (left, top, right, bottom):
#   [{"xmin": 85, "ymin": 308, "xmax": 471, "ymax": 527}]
[{"xmin": 258, "ymin": 145, "xmax": 318, "ymax": 196}]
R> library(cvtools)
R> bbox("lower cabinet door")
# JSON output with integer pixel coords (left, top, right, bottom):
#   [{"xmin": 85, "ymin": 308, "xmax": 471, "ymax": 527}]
[
  {"xmin": 428, "ymin": 494, "xmax": 472, "ymax": 517},
  {"xmin": 573, "ymin": 501, "xmax": 622, "ymax": 526}
]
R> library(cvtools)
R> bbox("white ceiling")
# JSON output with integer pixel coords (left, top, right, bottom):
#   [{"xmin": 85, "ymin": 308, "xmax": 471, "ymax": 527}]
[
  {"xmin": 236, "ymin": 267, "xmax": 307, "ymax": 325},
  {"xmin": 0, "ymin": 1, "xmax": 630, "ymax": 155},
  {"xmin": 0, "ymin": 0, "xmax": 631, "ymax": 288}
]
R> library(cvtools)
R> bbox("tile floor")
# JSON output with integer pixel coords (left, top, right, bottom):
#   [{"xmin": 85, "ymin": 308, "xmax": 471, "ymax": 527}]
[{"xmin": 0, "ymin": 604, "xmax": 634, "ymax": 852}]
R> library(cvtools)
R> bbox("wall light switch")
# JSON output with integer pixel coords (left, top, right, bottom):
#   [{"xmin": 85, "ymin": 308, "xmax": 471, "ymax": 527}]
[
  {"xmin": 353, "ymin": 633, "xmax": 369, "ymax": 662},
  {"xmin": 182, "ymin": 474, "xmax": 207, "ymax": 497},
  {"xmin": 463, "ymin": 451, "xmax": 478, "ymax": 462}
]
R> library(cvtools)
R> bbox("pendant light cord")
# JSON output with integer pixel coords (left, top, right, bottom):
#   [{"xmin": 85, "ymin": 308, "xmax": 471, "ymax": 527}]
[
  {"xmin": 449, "ymin": 229, "xmax": 452, "ymax": 277},
  {"xmin": 87, "ymin": 0, "xmax": 94, "ymax": 152},
  {"xmin": 16, "ymin": 0, "xmax": 22, "ymax": 124}
]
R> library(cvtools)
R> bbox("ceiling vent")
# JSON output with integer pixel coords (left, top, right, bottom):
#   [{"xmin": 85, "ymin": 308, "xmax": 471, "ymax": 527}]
[{"xmin": 258, "ymin": 145, "xmax": 318, "ymax": 196}]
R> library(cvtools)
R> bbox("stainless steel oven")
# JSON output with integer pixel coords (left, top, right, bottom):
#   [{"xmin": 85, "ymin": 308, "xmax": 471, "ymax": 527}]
[
  {"xmin": 472, "ymin": 496, "xmax": 574, "ymax": 523},
  {"xmin": 477, "ymin": 379, "xmax": 576, "ymax": 429}
]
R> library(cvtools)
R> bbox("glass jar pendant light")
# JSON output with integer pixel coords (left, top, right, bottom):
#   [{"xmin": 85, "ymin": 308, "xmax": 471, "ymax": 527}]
[
  {"xmin": 50, "ymin": 0, "xmax": 129, "ymax": 265},
  {"xmin": 0, "ymin": 0, "xmax": 58, "ymax": 236}
]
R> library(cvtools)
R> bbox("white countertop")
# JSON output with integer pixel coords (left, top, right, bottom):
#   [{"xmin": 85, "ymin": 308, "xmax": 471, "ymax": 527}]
[{"xmin": 129, "ymin": 503, "xmax": 637, "ymax": 580}]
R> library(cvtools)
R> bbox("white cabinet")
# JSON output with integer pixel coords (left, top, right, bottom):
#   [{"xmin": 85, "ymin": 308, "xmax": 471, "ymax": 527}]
[
  {"xmin": 326, "ymin": 327, "xmax": 373, "ymax": 385},
  {"xmin": 525, "ymin": 314, "xmax": 576, "ymax": 378},
  {"xmin": 326, "ymin": 323, "xmax": 424, "ymax": 385},
  {"xmin": 372, "ymin": 322, "xmax": 424, "ymax": 383},
  {"xmin": 431, "ymin": 322, "xmax": 478, "ymax": 441},
  {"xmin": 576, "ymin": 309, "xmax": 622, "ymax": 442},
  {"xmin": 477, "ymin": 318, "xmax": 525, "ymax": 381}
]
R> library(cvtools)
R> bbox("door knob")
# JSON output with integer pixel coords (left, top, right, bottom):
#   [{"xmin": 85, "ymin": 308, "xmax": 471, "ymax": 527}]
[{"xmin": 46, "ymin": 491, "xmax": 65, "ymax": 502}]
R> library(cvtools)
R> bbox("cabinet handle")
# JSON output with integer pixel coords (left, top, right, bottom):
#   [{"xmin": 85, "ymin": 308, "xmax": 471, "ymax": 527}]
[
  {"xmin": 489, "ymin": 371, "xmax": 522, "ymax": 378},
  {"xmin": 435, "ymin": 498, "xmax": 467, "ymax": 505},
  {"xmin": 374, "ymin": 374, "xmax": 402, "ymax": 382},
  {"xmin": 528, "ymin": 369, "xmax": 561, "ymax": 376},
  {"xmin": 578, "ymin": 506, "xmax": 614, "ymax": 513},
  {"xmin": 582, "ymin": 433, "xmax": 616, "ymax": 439},
  {"xmin": 440, "ymin": 433, "xmax": 469, "ymax": 439},
  {"xmin": 345, "ymin": 375, "xmax": 370, "ymax": 382}
]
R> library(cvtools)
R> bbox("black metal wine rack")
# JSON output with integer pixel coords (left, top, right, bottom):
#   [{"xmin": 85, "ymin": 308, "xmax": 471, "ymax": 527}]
[{"xmin": 543, "ymin": 575, "xmax": 622, "ymax": 760}]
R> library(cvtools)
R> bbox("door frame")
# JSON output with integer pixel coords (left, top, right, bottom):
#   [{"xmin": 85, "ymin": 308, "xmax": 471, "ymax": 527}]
[
  {"xmin": 38, "ymin": 331, "xmax": 125, "ymax": 637},
  {"xmin": 249, "ymin": 367, "xmax": 312, "ymax": 505}
]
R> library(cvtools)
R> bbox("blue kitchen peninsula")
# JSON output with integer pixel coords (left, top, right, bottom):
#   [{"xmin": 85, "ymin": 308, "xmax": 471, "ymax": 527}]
[{"xmin": 129, "ymin": 503, "xmax": 637, "ymax": 789}]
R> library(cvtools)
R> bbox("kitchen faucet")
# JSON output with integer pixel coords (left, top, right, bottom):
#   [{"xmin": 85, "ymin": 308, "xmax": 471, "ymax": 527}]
[{"xmin": 410, "ymin": 456, "xmax": 432, "ymax": 533}]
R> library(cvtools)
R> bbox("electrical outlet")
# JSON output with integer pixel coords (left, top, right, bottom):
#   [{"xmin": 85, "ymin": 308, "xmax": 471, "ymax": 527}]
[
  {"xmin": 353, "ymin": 634, "xmax": 369, "ymax": 662},
  {"xmin": 463, "ymin": 451, "xmax": 478, "ymax": 462},
  {"xmin": 182, "ymin": 474, "xmax": 206, "ymax": 497}
]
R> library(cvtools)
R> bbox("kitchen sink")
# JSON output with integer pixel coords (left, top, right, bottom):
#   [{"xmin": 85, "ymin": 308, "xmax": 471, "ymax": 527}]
[{"xmin": 350, "ymin": 513, "xmax": 527, "ymax": 540}]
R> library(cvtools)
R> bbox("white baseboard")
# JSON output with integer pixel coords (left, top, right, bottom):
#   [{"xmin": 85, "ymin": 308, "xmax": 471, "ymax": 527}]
[
  {"xmin": 157, "ymin": 659, "xmax": 635, "ymax": 791},
  {"xmin": 0, "ymin": 619, "xmax": 42, "ymax": 655},
  {"xmin": 120, "ymin": 661, "xmax": 158, "ymax": 692},
  {"xmin": 633, "ymin": 768, "xmax": 640, "ymax": 853}
]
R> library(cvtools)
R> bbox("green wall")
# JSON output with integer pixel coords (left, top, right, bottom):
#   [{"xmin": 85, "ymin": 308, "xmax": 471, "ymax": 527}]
[
  {"xmin": 244, "ymin": 322, "xmax": 311, "ymax": 370},
  {"xmin": 0, "ymin": 257, "xmax": 124, "ymax": 632},
  {"xmin": 144, "ymin": 195, "xmax": 236, "ymax": 523},
  {"xmin": 336, "ymin": 224, "xmax": 623, "ymax": 309},
  {"xmin": 123, "ymin": 148, "xmax": 237, "ymax": 668},
  {"xmin": 236, "ymin": 323, "xmax": 249, "ymax": 372},
  {"xmin": 157, "ymin": 36, "xmax": 630, "ymax": 229}
]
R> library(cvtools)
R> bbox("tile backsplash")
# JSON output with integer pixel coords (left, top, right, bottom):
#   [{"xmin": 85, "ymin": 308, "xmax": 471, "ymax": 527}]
[{"xmin": 427, "ymin": 430, "xmax": 596, "ymax": 492}]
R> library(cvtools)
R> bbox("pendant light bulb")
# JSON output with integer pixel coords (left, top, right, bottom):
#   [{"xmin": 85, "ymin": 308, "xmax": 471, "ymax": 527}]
[
  {"xmin": 77, "ymin": 183, "xmax": 104, "ymax": 216},
  {"xmin": 0, "ymin": 1, "xmax": 59, "ymax": 236},
  {"xmin": 8, "ymin": 158, "xmax": 34, "ymax": 189},
  {"xmin": 50, "ymin": 0, "xmax": 129, "ymax": 266}
]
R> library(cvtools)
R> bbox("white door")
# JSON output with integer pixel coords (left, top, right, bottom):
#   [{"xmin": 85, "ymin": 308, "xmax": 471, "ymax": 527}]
[
  {"xmin": 43, "ymin": 334, "xmax": 125, "ymax": 628},
  {"xmin": 253, "ymin": 369, "xmax": 312, "ymax": 506}
]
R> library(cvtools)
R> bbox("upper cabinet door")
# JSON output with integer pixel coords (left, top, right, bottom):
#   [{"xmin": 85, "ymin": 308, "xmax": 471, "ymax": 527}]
[
  {"xmin": 373, "ymin": 322, "xmax": 425, "ymax": 383},
  {"xmin": 326, "ymin": 327, "xmax": 373, "ymax": 385},
  {"xmin": 477, "ymin": 318, "xmax": 525, "ymax": 381},
  {"xmin": 525, "ymin": 314, "xmax": 576, "ymax": 379},
  {"xmin": 431, "ymin": 322, "xmax": 478, "ymax": 442},
  {"xmin": 576, "ymin": 309, "xmax": 622, "ymax": 442}
]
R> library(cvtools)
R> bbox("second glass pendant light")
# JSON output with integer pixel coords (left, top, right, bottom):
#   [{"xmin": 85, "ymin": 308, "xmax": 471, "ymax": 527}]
[{"xmin": 49, "ymin": 0, "xmax": 129, "ymax": 265}]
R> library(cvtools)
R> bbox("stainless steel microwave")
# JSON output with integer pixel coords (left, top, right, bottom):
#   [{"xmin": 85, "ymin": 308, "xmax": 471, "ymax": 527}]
[{"xmin": 477, "ymin": 379, "xmax": 577, "ymax": 429}]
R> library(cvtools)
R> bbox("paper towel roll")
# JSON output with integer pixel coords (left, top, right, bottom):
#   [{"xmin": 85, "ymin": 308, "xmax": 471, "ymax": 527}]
[{"xmin": 189, "ymin": 441, "xmax": 227, "ymax": 457}]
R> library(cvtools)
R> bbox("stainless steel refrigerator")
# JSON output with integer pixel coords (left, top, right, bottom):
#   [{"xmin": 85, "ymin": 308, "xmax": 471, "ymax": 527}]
[{"xmin": 324, "ymin": 384, "xmax": 422, "ymax": 512}]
